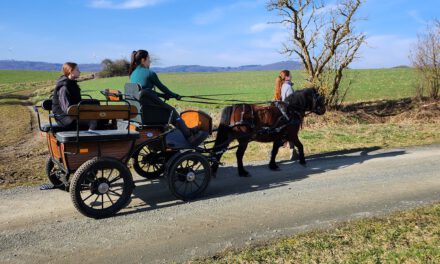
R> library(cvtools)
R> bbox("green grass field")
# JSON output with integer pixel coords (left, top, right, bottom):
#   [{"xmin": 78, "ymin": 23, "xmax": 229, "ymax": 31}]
[
  {"xmin": 77, "ymin": 68, "xmax": 417, "ymax": 111},
  {"xmin": 0, "ymin": 70, "xmax": 61, "ymax": 84},
  {"xmin": 0, "ymin": 68, "xmax": 417, "ymax": 107}
]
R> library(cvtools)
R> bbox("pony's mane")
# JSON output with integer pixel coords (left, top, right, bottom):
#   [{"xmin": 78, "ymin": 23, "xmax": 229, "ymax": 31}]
[{"xmin": 285, "ymin": 88, "xmax": 316, "ymax": 110}]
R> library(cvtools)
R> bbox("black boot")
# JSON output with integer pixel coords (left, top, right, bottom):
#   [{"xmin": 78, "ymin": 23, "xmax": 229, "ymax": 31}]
[
  {"xmin": 175, "ymin": 118, "xmax": 192, "ymax": 137},
  {"xmin": 175, "ymin": 118, "xmax": 206, "ymax": 146}
]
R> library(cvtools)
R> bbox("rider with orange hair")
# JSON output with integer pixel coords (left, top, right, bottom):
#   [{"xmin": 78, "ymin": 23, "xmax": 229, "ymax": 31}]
[
  {"xmin": 273, "ymin": 70, "xmax": 291, "ymax": 101},
  {"xmin": 273, "ymin": 69, "xmax": 297, "ymax": 160}
]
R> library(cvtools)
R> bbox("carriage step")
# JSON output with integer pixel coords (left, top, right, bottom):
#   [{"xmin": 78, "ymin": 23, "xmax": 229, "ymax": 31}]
[{"xmin": 39, "ymin": 183, "xmax": 55, "ymax": 190}]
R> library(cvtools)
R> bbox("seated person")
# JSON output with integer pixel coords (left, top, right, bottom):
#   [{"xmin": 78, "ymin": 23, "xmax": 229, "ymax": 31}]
[
  {"xmin": 52, "ymin": 62, "xmax": 103, "ymax": 130},
  {"xmin": 129, "ymin": 49, "xmax": 204, "ymax": 144}
]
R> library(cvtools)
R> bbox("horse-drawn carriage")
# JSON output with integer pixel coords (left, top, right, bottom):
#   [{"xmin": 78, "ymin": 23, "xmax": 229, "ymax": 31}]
[
  {"xmin": 35, "ymin": 84, "xmax": 215, "ymax": 218},
  {"xmin": 36, "ymin": 84, "xmax": 325, "ymax": 218}
]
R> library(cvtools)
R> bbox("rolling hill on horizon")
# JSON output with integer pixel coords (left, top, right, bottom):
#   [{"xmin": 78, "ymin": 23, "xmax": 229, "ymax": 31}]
[{"xmin": 0, "ymin": 60, "xmax": 303, "ymax": 73}]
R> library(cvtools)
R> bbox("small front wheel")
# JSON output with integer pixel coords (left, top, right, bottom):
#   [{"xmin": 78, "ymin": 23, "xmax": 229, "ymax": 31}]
[
  {"xmin": 45, "ymin": 156, "xmax": 64, "ymax": 188},
  {"xmin": 166, "ymin": 152, "xmax": 211, "ymax": 201},
  {"xmin": 70, "ymin": 157, "xmax": 134, "ymax": 218},
  {"xmin": 132, "ymin": 141, "xmax": 164, "ymax": 179}
]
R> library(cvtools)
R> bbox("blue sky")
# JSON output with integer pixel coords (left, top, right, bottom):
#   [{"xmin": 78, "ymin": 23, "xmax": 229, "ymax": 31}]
[{"xmin": 0, "ymin": 0, "xmax": 439, "ymax": 68}]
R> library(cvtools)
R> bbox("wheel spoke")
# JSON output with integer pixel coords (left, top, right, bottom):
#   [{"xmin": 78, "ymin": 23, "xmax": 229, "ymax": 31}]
[
  {"xmin": 106, "ymin": 193, "xmax": 114, "ymax": 205},
  {"xmin": 105, "ymin": 169, "xmax": 114, "ymax": 180},
  {"xmin": 108, "ymin": 189, "xmax": 122, "ymax": 197},
  {"xmin": 189, "ymin": 181, "xmax": 193, "ymax": 194},
  {"xmin": 183, "ymin": 181, "xmax": 188, "ymax": 195},
  {"xmin": 176, "ymin": 181, "xmax": 185, "ymax": 192},
  {"xmin": 109, "ymin": 175, "xmax": 122, "ymax": 184},
  {"xmin": 83, "ymin": 193, "xmax": 94, "ymax": 202},
  {"xmin": 193, "ymin": 162, "xmax": 202, "ymax": 171},
  {"xmin": 192, "ymin": 180, "xmax": 201, "ymax": 189},
  {"xmin": 91, "ymin": 195, "xmax": 100, "ymax": 207},
  {"xmin": 101, "ymin": 195, "xmax": 104, "ymax": 209},
  {"xmin": 80, "ymin": 184, "xmax": 91, "ymax": 191},
  {"xmin": 176, "ymin": 172, "xmax": 187, "ymax": 178}
]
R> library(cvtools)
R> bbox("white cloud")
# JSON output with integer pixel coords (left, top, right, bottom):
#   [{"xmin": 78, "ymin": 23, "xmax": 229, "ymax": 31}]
[
  {"xmin": 250, "ymin": 31, "xmax": 289, "ymax": 49},
  {"xmin": 407, "ymin": 10, "xmax": 428, "ymax": 25},
  {"xmin": 351, "ymin": 34, "xmax": 416, "ymax": 68},
  {"xmin": 89, "ymin": 0, "xmax": 163, "ymax": 9},
  {"xmin": 250, "ymin": 23, "xmax": 273, "ymax": 33}
]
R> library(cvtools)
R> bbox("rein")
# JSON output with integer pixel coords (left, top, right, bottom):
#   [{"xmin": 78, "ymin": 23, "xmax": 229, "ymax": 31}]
[{"xmin": 180, "ymin": 95, "xmax": 271, "ymax": 106}]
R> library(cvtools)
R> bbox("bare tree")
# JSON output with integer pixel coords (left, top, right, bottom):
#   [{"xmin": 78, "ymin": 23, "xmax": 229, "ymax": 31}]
[
  {"xmin": 267, "ymin": 0, "xmax": 366, "ymax": 106},
  {"xmin": 410, "ymin": 20, "xmax": 440, "ymax": 99}
]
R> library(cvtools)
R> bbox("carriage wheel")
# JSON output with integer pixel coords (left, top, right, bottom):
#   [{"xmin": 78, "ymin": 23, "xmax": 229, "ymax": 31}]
[
  {"xmin": 132, "ymin": 142, "xmax": 165, "ymax": 179},
  {"xmin": 166, "ymin": 152, "xmax": 211, "ymax": 201},
  {"xmin": 45, "ymin": 156, "xmax": 64, "ymax": 188},
  {"xmin": 70, "ymin": 157, "xmax": 134, "ymax": 218}
]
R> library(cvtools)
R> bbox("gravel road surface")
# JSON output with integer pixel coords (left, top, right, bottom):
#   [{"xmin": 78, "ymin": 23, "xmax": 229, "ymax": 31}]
[{"xmin": 1, "ymin": 145, "xmax": 439, "ymax": 263}]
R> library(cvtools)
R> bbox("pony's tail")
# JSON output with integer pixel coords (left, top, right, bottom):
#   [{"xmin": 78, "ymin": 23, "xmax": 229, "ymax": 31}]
[
  {"xmin": 213, "ymin": 106, "xmax": 233, "ymax": 152},
  {"xmin": 219, "ymin": 106, "xmax": 233, "ymax": 126}
]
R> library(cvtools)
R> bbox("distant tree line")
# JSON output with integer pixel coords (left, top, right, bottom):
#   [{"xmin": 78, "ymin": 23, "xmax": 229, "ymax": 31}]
[{"xmin": 99, "ymin": 59, "xmax": 129, "ymax": 78}]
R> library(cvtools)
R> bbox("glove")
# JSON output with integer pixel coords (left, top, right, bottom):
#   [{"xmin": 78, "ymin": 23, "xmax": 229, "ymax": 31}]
[{"xmin": 174, "ymin": 94, "xmax": 182, "ymax": 100}]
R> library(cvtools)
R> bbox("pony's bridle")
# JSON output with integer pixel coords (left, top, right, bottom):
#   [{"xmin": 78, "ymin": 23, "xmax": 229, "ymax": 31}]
[{"xmin": 311, "ymin": 92, "xmax": 323, "ymax": 114}]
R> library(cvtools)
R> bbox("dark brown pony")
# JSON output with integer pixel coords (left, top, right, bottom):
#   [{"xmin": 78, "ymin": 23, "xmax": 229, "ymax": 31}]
[{"xmin": 212, "ymin": 88, "xmax": 326, "ymax": 177}]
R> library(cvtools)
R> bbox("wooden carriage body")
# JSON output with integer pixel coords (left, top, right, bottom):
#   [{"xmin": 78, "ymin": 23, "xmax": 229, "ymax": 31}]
[{"xmin": 40, "ymin": 102, "xmax": 139, "ymax": 172}]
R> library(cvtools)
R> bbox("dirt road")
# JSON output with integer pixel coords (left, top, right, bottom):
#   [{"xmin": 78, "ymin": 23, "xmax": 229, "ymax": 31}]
[{"xmin": 1, "ymin": 145, "xmax": 439, "ymax": 263}]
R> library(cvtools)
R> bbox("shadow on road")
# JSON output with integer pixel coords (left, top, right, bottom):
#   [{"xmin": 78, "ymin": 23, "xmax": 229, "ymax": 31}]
[{"xmin": 119, "ymin": 146, "xmax": 406, "ymax": 217}]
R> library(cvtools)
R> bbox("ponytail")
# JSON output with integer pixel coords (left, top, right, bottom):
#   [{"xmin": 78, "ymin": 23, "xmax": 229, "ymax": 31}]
[
  {"xmin": 128, "ymin": 49, "xmax": 149, "ymax": 76},
  {"xmin": 273, "ymin": 70, "xmax": 290, "ymax": 101},
  {"xmin": 274, "ymin": 76, "xmax": 282, "ymax": 100},
  {"xmin": 128, "ymin": 50, "xmax": 137, "ymax": 76}
]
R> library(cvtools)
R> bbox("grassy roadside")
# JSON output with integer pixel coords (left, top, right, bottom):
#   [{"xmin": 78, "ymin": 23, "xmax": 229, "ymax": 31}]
[
  {"xmin": 190, "ymin": 203, "xmax": 440, "ymax": 263},
  {"xmin": 0, "ymin": 105, "xmax": 47, "ymax": 188}
]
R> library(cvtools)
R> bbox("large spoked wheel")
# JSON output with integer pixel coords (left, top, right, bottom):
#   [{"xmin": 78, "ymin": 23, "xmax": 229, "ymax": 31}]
[
  {"xmin": 166, "ymin": 152, "xmax": 211, "ymax": 201},
  {"xmin": 70, "ymin": 157, "xmax": 134, "ymax": 218},
  {"xmin": 45, "ymin": 156, "xmax": 65, "ymax": 188},
  {"xmin": 132, "ymin": 141, "xmax": 165, "ymax": 179}
]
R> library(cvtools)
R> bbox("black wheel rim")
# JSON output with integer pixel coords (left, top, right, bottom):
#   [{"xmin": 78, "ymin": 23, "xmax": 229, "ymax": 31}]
[
  {"xmin": 46, "ymin": 158, "xmax": 63, "ymax": 186},
  {"xmin": 133, "ymin": 145, "xmax": 164, "ymax": 178},
  {"xmin": 170, "ymin": 157, "xmax": 208, "ymax": 199},
  {"xmin": 78, "ymin": 166, "xmax": 127, "ymax": 210}
]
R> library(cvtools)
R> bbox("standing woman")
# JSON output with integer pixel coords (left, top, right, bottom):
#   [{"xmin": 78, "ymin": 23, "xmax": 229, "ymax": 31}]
[
  {"xmin": 52, "ymin": 62, "xmax": 98, "ymax": 130},
  {"xmin": 129, "ymin": 49, "xmax": 202, "ymax": 142}
]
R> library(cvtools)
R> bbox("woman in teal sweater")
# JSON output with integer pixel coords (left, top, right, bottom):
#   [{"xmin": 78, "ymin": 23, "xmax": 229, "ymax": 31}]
[{"xmin": 129, "ymin": 49, "xmax": 201, "ymax": 142}]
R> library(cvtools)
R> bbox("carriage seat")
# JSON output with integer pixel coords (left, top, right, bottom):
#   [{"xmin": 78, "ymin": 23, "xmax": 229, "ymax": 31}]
[
  {"xmin": 55, "ymin": 130, "xmax": 139, "ymax": 143},
  {"xmin": 53, "ymin": 103, "xmax": 140, "ymax": 143},
  {"xmin": 41, "ymin": 123, "xmax": 66, "ymax": 133},
  {"xmin": 124, "ymin": 83, "xmax": 174, "ymax": 126},
  {"xmin": 39, "ymin": 99, "xmax": 106, "ymax": 133}
]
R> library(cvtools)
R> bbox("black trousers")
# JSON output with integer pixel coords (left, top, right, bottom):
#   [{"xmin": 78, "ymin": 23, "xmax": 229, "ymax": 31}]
[{"xmin": 139, "ymin": 89, "xmax": 179, "ymax": 124}]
